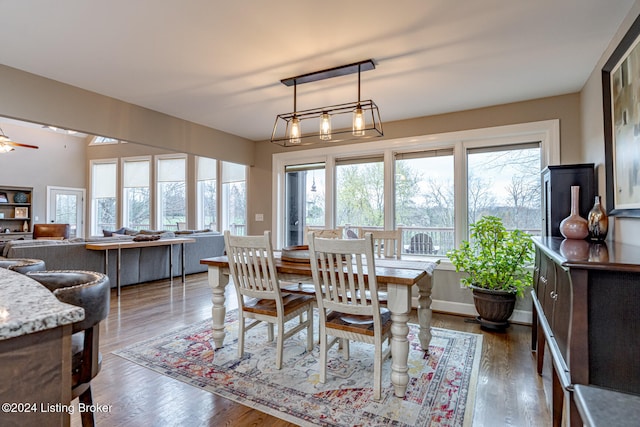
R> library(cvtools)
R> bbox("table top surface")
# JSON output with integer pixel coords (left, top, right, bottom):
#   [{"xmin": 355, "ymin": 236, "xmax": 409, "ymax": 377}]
[
  {"xmin": 85, "ymin": 237, "xmax": 196, "ymax": 250},
  {"xmin": 0, "ymin": 269, "xmax": 84, "ymax": 340},
  {"xmin": 201, "ymin": 254, "xmax": 436, "ymax": 286}
]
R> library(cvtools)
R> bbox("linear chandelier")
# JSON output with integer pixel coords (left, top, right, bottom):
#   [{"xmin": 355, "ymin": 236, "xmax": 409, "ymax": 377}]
[{"xmin": 271, "ymin": 59, "xmax": 383, "ymax": 147}]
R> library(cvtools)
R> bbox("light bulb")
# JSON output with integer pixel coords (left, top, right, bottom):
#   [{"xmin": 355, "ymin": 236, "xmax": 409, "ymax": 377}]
[
  {"xmin": 289, "ymin": 116, "xmax": 301, "ymax": 145},
  {"xmin": 353, "ymin": 105, "xmax": 365, "ymax": 136},
  {"xmin": 319, "ymin": 112, "xmax": 331, "ymax": 141}
]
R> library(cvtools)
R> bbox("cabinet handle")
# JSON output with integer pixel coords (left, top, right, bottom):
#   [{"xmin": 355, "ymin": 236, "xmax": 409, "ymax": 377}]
[{"xmin": 550, "ymin": 290, "xmax": 558, "ymax": 300}]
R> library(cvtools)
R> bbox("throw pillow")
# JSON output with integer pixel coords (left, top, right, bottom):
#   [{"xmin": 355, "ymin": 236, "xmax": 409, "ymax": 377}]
[{"xmin": 103, "ymin": 227, "xmax": 126, "ymax": 237}]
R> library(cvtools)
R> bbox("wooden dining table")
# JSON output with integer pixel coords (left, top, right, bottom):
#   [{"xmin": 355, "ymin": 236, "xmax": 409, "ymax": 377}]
[{"xmin": 200, "ymin": 254, "xmax": 437, "ymax": 398}]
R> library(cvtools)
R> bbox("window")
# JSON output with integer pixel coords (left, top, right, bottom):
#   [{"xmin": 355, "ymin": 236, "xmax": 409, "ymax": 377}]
[
  {"xmin": 466, "ymin": 143, "xmax": 541, "ymax": 234},
  {"xmin": 157, "ymin": 156, "xmax": 186, "ymax": 231},
  {"xmin": 196, "ymin": 156, "xmax": 217, "ymax": 230},
  {"xmin": 90, "ymin": 160, "xmax": 117, "ymax": 235},
  {"xmin": 122, "ymin": 158, "xmax": 151, "ymax": 230},
  {"xmin": 273, "ymin": 120, "xmax": 559, "ymax": 252},
  {"xmin": 90, "ymin": 136, "xmax": 119, "ymax": 145},
  {"xmin": 284, "ymin": 163, "xmax": 325, "ymax": 246},
  {"xmin": 335, "ymin": 156, "xmax": 384, "ymax": 229},
  {"xmin": 395, "ymin": 149, "xmax": 454, "ymax": 254},
  {"xmin": 221, "ymin": 161, "xmax": 247, "ymax": 235}
]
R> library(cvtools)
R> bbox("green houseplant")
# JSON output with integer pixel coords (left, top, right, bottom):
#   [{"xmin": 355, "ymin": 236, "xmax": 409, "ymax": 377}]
[{"xmin": 447, "ymin": 215, "xmax": 533, "ymax": 330}]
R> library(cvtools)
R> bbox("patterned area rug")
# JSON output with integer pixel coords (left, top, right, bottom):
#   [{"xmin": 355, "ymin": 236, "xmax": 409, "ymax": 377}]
[{"xmin": 114, "ymin": 311, "xmax": 482, "ymax": 426}]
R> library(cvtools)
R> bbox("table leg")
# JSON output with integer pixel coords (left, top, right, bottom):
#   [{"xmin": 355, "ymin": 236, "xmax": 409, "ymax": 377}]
[
  {"xmin": 386, "ymin": 283, "xmax": 412, "ymax": 398},
  {"xmin": 116, "ymin": 247, "xmax": 122, "ymax": 296},
  {"xmin": 208, "ymin": 265, "xmax": 230, "ymax": 349},
  {"xmin": 103, "ymin": 248, "xmax": 110, "ymax": 292},
  {"xmin": 169, "ymin": 244, "xmax": 174, "ymax": 281},
  {"xmin": 181, "ymin": 243, "xmax": 186, "ymax": 283},
  {"xmin": 416, "ymin": 275, "xmax": 432, "ymax": 351}
]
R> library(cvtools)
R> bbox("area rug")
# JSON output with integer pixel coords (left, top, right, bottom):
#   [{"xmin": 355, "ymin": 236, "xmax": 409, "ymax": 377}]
[{"xmin": 114, "ymin": 311, "xmax": 482, "ymax": 426}]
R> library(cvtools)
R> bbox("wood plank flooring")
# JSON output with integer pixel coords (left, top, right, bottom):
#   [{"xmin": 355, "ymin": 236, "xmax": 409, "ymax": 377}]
[{"xmin": 70, "ymin": 273, "xmax": 552, "ymax": 426}]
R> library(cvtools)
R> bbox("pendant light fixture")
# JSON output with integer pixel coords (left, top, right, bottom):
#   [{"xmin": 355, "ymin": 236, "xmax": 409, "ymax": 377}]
[
  {"xmin": 352, "ymin": 63, "xmax": 365, "ymax": 136},
  {"xmin": 289, "ymin": 80, "xmax": 301, "ymax": 145},
  {"xmin": 271, "ymin": 59, "xmax": 383, "ymax": 147},
  {"xmin": 319, "ymin": 111, "xmax": 332, "ymax": 140}
]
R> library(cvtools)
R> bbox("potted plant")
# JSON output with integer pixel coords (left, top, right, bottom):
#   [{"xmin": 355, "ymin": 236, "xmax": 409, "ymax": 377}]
[{"xmin": 447, "ymin": 215, "xmax": 533, "ymax": 330}]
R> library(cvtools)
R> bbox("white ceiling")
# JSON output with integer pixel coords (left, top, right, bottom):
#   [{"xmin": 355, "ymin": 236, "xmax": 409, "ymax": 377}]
[{"xmin": 0, "ymin": 1, "xmax": 636, "ymax": 141}]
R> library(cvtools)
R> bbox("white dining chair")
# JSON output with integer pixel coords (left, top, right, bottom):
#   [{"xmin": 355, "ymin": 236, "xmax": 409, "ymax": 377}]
[
  {"xmin": 303, "ymin": 226, "xmax": 344, "ymax": 243},
  {"xmin": 361, "ymin": 228, "xmax": 402, "ymax": 259},
  {"xmin": 224, "ymin": 230, "xmax": 314, "ymax": 369},
  {"xmin": 307, "ymin": 232, "xmax": 392, "ymax": 400}
]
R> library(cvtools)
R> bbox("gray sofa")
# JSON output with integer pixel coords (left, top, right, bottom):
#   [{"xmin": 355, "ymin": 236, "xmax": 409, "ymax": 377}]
[{"xmin": 2, "ymin": 231, "xmax": 225, "ymax": 288}]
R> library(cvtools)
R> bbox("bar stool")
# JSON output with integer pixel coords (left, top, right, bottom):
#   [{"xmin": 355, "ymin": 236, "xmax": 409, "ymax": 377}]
[
  {"xmin": 27, "ymin": 270, "xmax": 110, "ymax": 427},
  {"xmin": 0, "ymin": 257, "xmax": 46, "ymax": 274}
]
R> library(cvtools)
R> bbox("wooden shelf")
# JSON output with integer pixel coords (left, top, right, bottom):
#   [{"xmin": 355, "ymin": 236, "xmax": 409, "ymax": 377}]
[{"xmin": 0, "ymin": 185, "xmax": 33, "ymax": 239}]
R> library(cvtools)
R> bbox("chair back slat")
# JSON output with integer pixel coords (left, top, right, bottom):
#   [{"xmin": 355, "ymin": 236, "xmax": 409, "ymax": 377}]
[
  {"xmin": 225, "ymin": 231, "xmax": 280, "ymax": 300},
  {"xmin": 308, "ymin": 232, "xmax": 380, "ymax": 316}
]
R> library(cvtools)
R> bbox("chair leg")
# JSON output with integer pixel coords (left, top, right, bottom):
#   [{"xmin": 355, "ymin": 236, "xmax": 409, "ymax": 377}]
[
  {"xmin": 373, "ymin": 342, "xmax": 382, "ymax": 401},
  {"xmin": 319, "ymin": 331, "xmax": 327, "ymax": 384},
  {"xmin": 268, "ymin": 323, "xmax": 274, "ymax": 342},
  {"xmin": 306, "ymin": 306, "xmax": 313, "ymax": 351},
  {"xmin": 238, "ymin": 317, "xmax": 245, "ymax": 359},
  {"xmin": 276, "ymin": 319, "xmax": 284, "ymax": 369},
  {"xmin": 79, "ymin": 386, "xmax": 96, "ymax": 427}
]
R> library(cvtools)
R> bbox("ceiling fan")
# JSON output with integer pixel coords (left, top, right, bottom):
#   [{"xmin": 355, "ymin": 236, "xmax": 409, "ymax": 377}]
[{"xmin": 0, "ymin": 126, "xmax": 39, "ymax": 152}]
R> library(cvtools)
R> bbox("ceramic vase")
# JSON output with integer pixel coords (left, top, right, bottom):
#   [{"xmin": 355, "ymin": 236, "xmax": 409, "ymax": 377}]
[
  {"xmin": 587, "ymin": 195, "xmax": 608, "ymax": 241},
  {"xmin": 559, "ymin": 185, "xmax": 588, "ymax": 240}
]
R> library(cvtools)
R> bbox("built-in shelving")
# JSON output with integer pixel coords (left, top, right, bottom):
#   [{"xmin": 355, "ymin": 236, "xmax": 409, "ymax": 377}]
[{"xmin": 0, "ymin": 185, "xmax": 33, "ymax": 241}]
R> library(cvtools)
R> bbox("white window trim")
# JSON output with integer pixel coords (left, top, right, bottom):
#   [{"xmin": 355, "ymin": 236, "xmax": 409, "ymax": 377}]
[
  {"xmin": 155, "ymin": 153, "xmax": 188, "ymax": 230},
  {"xmin": 121, "ymin": 155, "xmax": 152, "ymax": 229},
  {"xmin": 89, "ymin": 158, "xmax": 118, "ymax": 236},
  {"xmin": 272, "ymin": 120, "xmax": 559, "ymax": 248}
]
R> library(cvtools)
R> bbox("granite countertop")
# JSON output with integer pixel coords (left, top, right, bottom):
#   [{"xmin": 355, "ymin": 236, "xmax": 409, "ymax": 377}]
[{"xmin": 0, "ymin": 268, "xmax": 84, "ymax": 340}]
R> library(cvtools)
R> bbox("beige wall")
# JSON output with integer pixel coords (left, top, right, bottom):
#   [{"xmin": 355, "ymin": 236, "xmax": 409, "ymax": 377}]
[
  {"xmin": 580, "ymin": 0, "xmax": 640, "ymax": 245},
  {"xmin": 250, "ymin": 93, "xmax": 581, "ymax": 235},
  {"xmin": 0, "ymin": 64, "xmax": 254, "ymax": 166}
]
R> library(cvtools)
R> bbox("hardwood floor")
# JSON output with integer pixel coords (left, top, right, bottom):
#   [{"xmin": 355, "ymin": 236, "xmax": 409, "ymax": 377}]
[{"xmin": 70, "ymin": 273, "xmax": 552, "ymax": 426}]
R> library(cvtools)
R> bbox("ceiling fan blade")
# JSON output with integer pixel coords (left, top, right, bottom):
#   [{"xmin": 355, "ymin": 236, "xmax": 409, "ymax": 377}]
[{"xmin": 6, "ymin": 141, "xmax": 39, "ymax": 149}]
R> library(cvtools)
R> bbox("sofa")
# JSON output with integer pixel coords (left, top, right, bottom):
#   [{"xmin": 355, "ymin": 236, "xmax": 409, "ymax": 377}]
[{"xmin": 2, "ymin": 230, "xmax": 226, "ymax": 288}]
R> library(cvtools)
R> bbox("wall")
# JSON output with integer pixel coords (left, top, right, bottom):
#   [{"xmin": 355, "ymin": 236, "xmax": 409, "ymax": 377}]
[
  {"xmin": 581, "ymin": 0, "xmax": 640, "ymax": 245},
  {"xmin": 0, "ymin": 64, "xmax": 254, "ymax": 166},
  {"xmin": 0, "ymin": 122, "xmax": 86, "ymax": 225}
]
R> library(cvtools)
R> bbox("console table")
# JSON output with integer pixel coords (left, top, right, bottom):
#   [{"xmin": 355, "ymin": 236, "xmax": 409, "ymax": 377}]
[
  {"xmin": 531, "ymin": 236, "xmax": 640, "ymax": 426},
  {"xmin": 86, "ymin": 237, "xmax": 195, "ymax": 295}
]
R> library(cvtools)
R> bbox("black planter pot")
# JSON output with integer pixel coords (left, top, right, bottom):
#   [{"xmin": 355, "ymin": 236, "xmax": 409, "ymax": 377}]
[{"xmin": 470, "ymin": 285, "xmax": 517, "ymax": 331}]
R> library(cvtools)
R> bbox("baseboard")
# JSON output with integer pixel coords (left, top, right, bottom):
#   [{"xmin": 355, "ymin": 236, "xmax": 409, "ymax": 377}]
[{"xmin": 414, "ymin": 297, "xmax": 532, "ymax": 325}]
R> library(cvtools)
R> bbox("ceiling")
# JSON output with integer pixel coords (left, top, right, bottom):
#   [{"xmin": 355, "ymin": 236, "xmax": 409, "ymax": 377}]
[{"xmin": 0, "ymin": 1, "xmax": 636, "ymax": 142}]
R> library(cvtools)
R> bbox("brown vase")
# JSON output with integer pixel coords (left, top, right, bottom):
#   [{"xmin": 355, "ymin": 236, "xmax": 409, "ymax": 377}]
[
  {"xmin": 587, "ymin": 195, "xmax": 608, "ymax": 241},
  {"xmin": 559, "ymin": 186, "xmax": 588, "ymax": 240}
]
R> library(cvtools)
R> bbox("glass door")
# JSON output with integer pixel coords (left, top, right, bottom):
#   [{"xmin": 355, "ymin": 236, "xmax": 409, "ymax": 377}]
[{"xmin": 47, "ymin": 186, "xmax": 85, "ymax": 238}]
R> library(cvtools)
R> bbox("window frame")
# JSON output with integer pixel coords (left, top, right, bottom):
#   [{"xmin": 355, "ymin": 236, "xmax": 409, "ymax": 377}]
[
  {"xmin": 272, "ymin": 120, "xmax": 559, "ymax": 250},
  {"xmin": 89, "ymin": 158, "xmax": 118, "ymax": 236},
  {"xmin": 121, "ymin": 155, "xmax": 152, "ymax": 231},
  {"xmin": 155, "ymin": 153, "xmax": 188, "ymax": 231}
]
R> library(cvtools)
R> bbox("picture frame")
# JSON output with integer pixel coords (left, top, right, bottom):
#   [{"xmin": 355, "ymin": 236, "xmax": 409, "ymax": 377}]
[
  {"xmin": 0, "ymin": 192, "xmax": 7, "ymax": 203},
  {"xmin": 603, "ymin": 13, "xmax": 640, "ymax": 217},
  {"xmin": 14, "ymin": 207, "xmax": 28, "ymax": 219}
]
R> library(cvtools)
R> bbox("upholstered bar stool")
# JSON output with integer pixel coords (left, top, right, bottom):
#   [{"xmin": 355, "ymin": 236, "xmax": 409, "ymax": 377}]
[
  {"xmin": 0, "ymin": 257, "xmax": 46, "ymax": 274},
  {"xmin": 27, "ymin": 270, "xmax": 110, "ymax": 427}
]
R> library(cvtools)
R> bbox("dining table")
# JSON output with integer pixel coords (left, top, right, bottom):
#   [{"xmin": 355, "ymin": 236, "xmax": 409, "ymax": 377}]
[{"xmin": 200, "ymin": 253, "xmax": 437, "ymax": 398}]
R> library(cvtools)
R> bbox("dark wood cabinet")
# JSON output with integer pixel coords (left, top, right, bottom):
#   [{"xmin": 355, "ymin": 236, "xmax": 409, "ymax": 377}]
[
  {"xmin": 541, "ymin": 164, "xmax": 594, "ymax": 237},
  {"xmin": 531, "ymin": 236, "xmax": 640, "ymax": 426}
]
